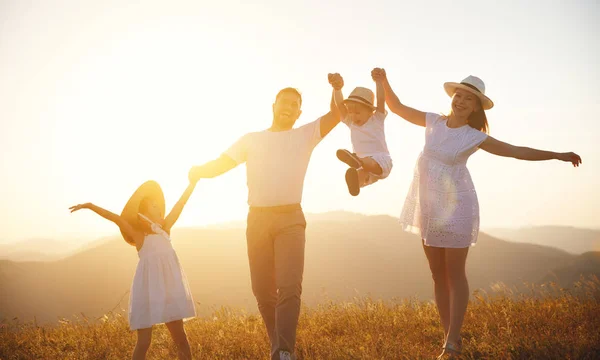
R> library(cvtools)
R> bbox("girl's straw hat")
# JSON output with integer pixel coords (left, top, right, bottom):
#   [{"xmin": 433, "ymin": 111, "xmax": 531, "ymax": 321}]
[{"xmin": 120, "ymin": 180, "xmax": 165, "ymax": 245}]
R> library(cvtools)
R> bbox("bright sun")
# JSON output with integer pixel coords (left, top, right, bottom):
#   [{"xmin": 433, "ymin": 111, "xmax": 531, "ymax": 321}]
[{"xmin": 51, "ymin": 24, "xmax": 278, "ymax": 237}]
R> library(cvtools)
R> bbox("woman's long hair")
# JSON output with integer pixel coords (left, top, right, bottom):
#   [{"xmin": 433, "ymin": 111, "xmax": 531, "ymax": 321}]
[
  {"xmin": 467, "ymin": 105, "xmax": 489, "ymax": 134},
  {"xmin": 448, "ymin": 96, "xmax": 490, "ymax": 134}
]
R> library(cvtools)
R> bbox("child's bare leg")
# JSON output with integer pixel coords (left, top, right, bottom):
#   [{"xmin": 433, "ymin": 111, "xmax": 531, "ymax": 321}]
[
  {"xmin": 166, "ymin": 320, "xmax": 192, "ymax": 360},
  {"xmin": 357, "ymin": 169, "xmax": 370, "ymax": 187},
  {"xmin": 359, "ymin": 157, "xmax": 383, "ymax": 175},
  {"xmin": 132, "ymin": 327, "xmax": 153, "ymax": 360}
]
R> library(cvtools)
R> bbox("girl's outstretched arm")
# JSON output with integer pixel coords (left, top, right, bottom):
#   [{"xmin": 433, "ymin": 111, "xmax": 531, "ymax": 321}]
[
  {"xmin": 69, "ymin": 203, "xmax": 142, "ymax": 244},
  {"xmin": 373, "ymin": 68, "xmax": 426, "ymax": 127},
  {"xmin": 163, "ymin": 181, "xmax": 197, "ymax": 232},
  {"xmin": 479, "ymin": 136, "xmax": 582, "ymax": 166}
]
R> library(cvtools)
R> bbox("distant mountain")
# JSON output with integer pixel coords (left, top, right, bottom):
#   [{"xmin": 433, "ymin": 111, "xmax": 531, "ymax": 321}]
[
  {"xmin": 541, "ymin": 251, "xmax": 600, "ymax": 288},
  {"xmin": 0, "ymin": 237, "xmax": 112, "ymax": 262},
  {"xmin": 0, "ymin": 239, "xmax": 81, "ymax": 262},
  {"xmin": 1, "ymin": 213, "xmax": 596, "ymax": 325},
  {"xmin": 0, "ymin": 250, "xmax": 61, "ymax": 262},
  {"xmin": 485, "ymin": 226, "xmax": 600, "ymax": 254}
]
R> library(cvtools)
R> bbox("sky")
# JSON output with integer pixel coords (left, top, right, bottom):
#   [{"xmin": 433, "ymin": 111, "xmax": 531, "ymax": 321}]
[{"xmin": 0, "ymin": 0, "xmax": 598, "ymax": 244}]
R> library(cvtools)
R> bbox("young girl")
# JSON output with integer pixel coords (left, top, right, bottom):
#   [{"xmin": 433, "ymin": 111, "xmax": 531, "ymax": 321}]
[
  {"xmin": 331, "ymin": 73, "xmax": 392, "ymax": 196},
  {"xmin": 373, "ymin": 68, "xmax": 581, "ymax": 358},
  {"xmin": 70, "ymin": 180, "xmax": 198, "ymax": 360}
]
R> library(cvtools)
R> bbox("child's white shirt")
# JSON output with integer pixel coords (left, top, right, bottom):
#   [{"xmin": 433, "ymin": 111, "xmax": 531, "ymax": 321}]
[{"xmin": 342, "ymin": 110, "xmax": 390, "ymax": 158}]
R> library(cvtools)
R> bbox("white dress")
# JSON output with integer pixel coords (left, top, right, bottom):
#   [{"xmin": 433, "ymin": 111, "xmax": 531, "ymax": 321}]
[
  {"xmin": 129, "ymin": 214, "xmax": 196, "ymax": 330},
  {"xmin": 399, "ymin": 113, "xmax": 488, "ymax": 248}
]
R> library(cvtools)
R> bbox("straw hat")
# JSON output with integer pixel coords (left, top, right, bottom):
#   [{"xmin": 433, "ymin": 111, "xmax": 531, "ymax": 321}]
[
  {"xmin": 443, "ymin": 75, "xmax": 494, "ymax": 110},
  {"xmin": 344, "ymin": 87, "xmax": 375, "ymax": 110},
  {"xmin": 120, "ymin": 180, "xmax": 165, "ymax": 245}
]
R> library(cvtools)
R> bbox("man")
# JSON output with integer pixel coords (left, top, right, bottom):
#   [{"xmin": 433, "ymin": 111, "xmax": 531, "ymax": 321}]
[{"xmin": 189, "ymin": 74, "xmax": 344, "ymax": 360}]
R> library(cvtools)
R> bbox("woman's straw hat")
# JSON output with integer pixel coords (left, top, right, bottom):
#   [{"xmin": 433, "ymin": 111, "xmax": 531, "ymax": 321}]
[{"xmin": 443, "ymin": 75, "xmax": 494, "ymax": 110}]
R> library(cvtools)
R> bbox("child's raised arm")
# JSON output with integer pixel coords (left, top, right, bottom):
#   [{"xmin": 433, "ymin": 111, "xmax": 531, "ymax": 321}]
[
  {"xmin": 69, "ymin": 203, "xmax": 141, "ymax": 244},
  {"xmin": 163, "ymin": 182, "xmax": 197, "ymax": 232},
  {"xmin": 374, "ymin": 74, "xmax": 386, "ymax": 114},
  {"xmin": 329, "ymin": 73, "xmax": 347, "ymax": 120}
]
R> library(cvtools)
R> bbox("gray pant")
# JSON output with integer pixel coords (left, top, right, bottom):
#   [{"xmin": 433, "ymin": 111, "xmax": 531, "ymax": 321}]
[{"xmin": 246, "ymin": 205, "xmax": 306, "ymax": 360}]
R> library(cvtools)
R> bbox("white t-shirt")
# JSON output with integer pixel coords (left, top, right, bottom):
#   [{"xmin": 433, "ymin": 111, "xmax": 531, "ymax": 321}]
[
  {"xmin": 342, "ymin": 110, "xmax": 390, "ymax": 158},
  {"xmin": 224, "ymin": 118, "xmax": 323, "ymax": 207}
]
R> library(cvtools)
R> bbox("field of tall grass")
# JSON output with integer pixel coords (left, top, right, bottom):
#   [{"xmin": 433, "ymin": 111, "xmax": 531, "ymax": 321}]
[{"xmin": 1, "ymin": 277, "xmax": 599, "ymax": 359}]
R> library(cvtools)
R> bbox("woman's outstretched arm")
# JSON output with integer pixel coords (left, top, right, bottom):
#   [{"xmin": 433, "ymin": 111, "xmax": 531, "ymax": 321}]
[{"xmin": 479, "ymin": 136, "xmax": 582, "ymax": 166}]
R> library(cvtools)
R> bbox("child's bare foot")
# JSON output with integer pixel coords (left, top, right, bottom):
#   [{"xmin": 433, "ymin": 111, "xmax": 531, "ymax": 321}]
[
  {"xmin": 345, "ymin": 168, "xmax": 360, "ymax": 196},
  {"xmin": 337, "ymin": 149, "xmax": 362, "ymax": 168}
]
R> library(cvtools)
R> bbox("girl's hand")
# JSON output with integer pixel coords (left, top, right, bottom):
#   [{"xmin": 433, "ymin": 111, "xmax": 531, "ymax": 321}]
[
  {"xmin": 189, "ymin": 166, "xmax": 203, "ymax": 183},
  {"xmin": 69, "ymin": 203, "xmax": 91, "ymax": 213},
  {"xmin": 557, "ymin": 152, "xmax": 582, "ymax": 167}
]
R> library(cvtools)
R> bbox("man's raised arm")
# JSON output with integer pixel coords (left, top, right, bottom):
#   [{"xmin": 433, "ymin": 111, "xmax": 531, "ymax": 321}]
[{"xmin": 320, "ymin": 73, "xmax": 344, "ymax": 138}]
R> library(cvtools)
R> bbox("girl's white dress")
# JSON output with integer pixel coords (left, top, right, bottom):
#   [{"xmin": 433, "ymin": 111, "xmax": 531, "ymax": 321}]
[
  {"xmin": 399, "ymin": 113, "xmax": 488, "ymax": 248},
  {"xmin": 129, "ymin": 214, "xmax": 196, "ymax": 330}
]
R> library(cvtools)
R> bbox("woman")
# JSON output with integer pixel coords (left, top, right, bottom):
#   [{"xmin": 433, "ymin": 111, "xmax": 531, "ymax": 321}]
[{"xmin": 372, "ymin": 69, "xmax": 581, "ymax": 358}]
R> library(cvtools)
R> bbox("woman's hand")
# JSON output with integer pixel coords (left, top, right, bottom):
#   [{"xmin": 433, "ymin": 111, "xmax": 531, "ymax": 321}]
[
  {"xmin": 371, "ymin": 68, "xmax": 386, "ymax": 82},
  {"xmin": 556, "ymin": 152, "xmax": 582, "ymax": 167},
  {"xmin": 69, "ymin": 203, "xmax": 91, "ymax": 213}
]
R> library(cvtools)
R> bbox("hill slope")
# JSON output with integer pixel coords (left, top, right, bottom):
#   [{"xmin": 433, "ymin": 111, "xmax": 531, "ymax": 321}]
[
  {"xmin": 1, "ymin": 214, "xmax": 598, "ymax": 325},
  {"xmin": 486, "ymin": 226, "xmax": 600, "ymax": 254}
]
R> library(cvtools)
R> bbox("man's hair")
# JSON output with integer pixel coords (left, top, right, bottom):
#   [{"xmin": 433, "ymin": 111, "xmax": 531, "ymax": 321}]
[{"xmin": 275, "ymin": 87, "xmax": 302, "ymax": 106}]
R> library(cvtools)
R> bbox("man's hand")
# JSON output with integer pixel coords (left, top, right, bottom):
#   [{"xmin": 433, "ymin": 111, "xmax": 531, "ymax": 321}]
[{"xmin": 328, "ymin": 73, "xmax": 344, "ymax": 90}]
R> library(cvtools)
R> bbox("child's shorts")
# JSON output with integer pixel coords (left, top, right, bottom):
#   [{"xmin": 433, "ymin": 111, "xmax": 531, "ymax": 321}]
[{"xmin": 363, "ymin": 153, "xmax": 393, "ymax": 186}]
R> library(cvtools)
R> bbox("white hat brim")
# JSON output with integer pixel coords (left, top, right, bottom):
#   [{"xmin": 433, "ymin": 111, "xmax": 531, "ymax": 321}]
[{"xmin": 444, "ymin": 82, "xmax": 494, "ymax": 110}]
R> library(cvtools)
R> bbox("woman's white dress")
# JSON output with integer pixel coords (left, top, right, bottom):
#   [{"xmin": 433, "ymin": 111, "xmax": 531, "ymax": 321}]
[
  {"xmin": 129, "ymin": 215, "xmax": 196, "ymax": 330},
  {"xmin": 399, "ymin": 113, "xmax": 488, "ymax": 248}
]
